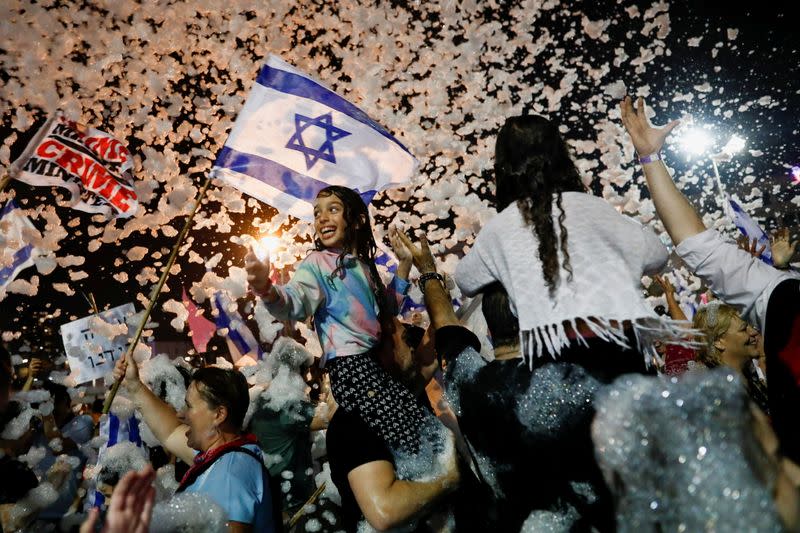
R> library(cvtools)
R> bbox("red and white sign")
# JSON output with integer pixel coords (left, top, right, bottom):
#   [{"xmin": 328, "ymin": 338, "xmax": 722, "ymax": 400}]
[{"xmin": 11, "ymin": 113, "xmax": 138, "ymax": 218}]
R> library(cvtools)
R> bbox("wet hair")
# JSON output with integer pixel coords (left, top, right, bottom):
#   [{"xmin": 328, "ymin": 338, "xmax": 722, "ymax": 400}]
[
  {"xmin": 494, "ymin": 115, "xmax": 585, "ymax": 296},
  {"xmin": 692, "ymin": 302, "xmax": 739, "ymax": 367},
  {"xmin": 481, "ymin": 282, "xmax": 520, "ymax": 348},
  {"xmin": 191, "ymin": 367, "xmax": 249, "ymax": 431},
  {"xmin": 314, "ymin": 185, "xmax": 389, "ymax": 316}
]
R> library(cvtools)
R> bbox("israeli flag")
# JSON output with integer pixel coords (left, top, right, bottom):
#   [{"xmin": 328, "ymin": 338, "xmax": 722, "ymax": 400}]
[
  {"xmin": 213, "ymin": 292, "xmax": 266, "ymax": 361},
  {"xmin": 0, "ymin": 199, "xmax": 37, "ymax": 289},
  {"xmin": 728, "ymin": 196, "xmax": 773, "ymax": 265},
  {"xmin": 211, "ymin": 55, "xmax": 418, "ymax": 221}
]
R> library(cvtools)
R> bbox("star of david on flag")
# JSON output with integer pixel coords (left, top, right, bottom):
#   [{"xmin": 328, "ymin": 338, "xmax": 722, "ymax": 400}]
[
  {"xmin": 211, "ymin": 55, "xmax": 418, "ymax": 221},
  {"xmin": 286, "ymin": 112, "xmax": 351, "ymax": 170}
]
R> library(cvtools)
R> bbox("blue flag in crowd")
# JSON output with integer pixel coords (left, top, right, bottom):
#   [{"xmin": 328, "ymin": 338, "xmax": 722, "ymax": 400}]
[
  {"xmin": 0, "ymin": 199, "xmax": 37, "ymax": 289},
  {"xmin": 92, "ymin": 413, "xmax": 143, "ymax": 508},
  {"xmin": 213, "ymin": 292, "xmax": 265, "ymax": 361},
  {"xmin": 211, "ymin": 55, "xmax": 418, "ymax": 221},
  {"xmin": 728, "ymin": 196, "xmax": 773, "ymax": 265}
]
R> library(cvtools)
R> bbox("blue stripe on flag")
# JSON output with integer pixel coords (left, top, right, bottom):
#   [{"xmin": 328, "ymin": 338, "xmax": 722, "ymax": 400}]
[
  {"xmin": 214, "ymin": 293, "xmax": 265, "ymax": 360},
  {"xmin": 216, "ymin": 146, "xmax": 330, "ymax": 202},
  {"xmin": 0, "ymin": 244, "xmax": 33, "ymax": 285},
  {"xmin": 128, "ymin": 416, "xmax": 141, "ymax": 447},
  {"xmin": 93, "ymin": 492, "xmax": 105, "ymax": 508},
  {"xmin": 107, "ymin": 414, "xmax": 120, "ymax": 447},
  {"xmin": 0, "ymin": 199, "xmax": 18, "ymax": 218},
  {"xmin": 256, "ymin": 64, "xmax": 412, "ymax": 155}
]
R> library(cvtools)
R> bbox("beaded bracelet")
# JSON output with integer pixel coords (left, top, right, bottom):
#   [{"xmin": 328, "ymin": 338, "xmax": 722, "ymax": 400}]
[{"xmin": 418, "ymin": 272, "xmax": 444, "ymax": 295}]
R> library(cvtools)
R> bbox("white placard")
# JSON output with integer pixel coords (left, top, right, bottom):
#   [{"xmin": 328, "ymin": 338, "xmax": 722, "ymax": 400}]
[{"xmin": 60, "ymin": 303, "xmax": 136, "ymax": 385}]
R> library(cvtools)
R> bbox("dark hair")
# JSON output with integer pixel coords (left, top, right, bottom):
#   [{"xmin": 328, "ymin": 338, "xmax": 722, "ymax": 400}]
[
  {"xmin": 314, "ymin": 186, "xmax": 389, "ymax": 316},
  {"xmin": 494, "ymin": 115, "xmax": 585, "ymax": 296},
  {"xmin": 401, "ymin": 323, "xmax": 425, "ymax": 352},
  {"xmin": 0, "ymin": 344, "xmax": 12, "ymax": 389},
  {"xmin": 191, "ymin": 367, "xmax": 249, "ymax": 431},
  {"xmin": 42, "ymin": 380, "xmax": 70, "ymax": 406},
  {"xmin": 481, "ymin": 282, "xmax": 520, "ymax": 348}
]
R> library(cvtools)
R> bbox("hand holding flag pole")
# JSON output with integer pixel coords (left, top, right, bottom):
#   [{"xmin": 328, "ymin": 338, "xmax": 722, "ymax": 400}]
[{"xmin": 102, "ymin": 174, "xmax": 213, "ymax": 413}]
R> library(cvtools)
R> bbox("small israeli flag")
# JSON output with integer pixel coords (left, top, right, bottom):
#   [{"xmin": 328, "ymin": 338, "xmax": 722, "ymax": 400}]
[
  {"xmin": 728, "ymin": 196, "xmax": 773, "ymax": 265},
  {"xmin": 0, "ymin": 200, "xmax": 37, "ymax": 289},
  {"xmin": 211, "ymin": 55, "xmax": 418, "ymax": 220},
  {"xmin": 213, "ymin": 292, "xmax": 265, "ymax": 361}
]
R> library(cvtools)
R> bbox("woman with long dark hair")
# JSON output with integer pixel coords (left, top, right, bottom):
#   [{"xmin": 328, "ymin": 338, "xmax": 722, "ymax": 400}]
[
  {"xmin": 456, "ymin": 115, "xmax": 674, "ymax": 368},
  {"xmin": 453, "ymin": 115, "xmax": 679, "ymax": 529}
]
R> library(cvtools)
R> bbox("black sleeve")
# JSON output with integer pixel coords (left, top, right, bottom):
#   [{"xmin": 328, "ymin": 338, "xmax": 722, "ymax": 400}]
[
  {"xmin": 435, "ymin": 325, "xmax": 482, "ymax": 365},
  {"xmin": 327, "ymin": 411, "xmax": 393, "ymax": 478},
  {"xmin": 326, "ymin": 411, "xmax": 394, "ymax": 531}
]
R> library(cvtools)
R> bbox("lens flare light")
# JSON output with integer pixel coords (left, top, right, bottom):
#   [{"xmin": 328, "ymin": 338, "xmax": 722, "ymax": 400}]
[
  {"xmin": 678, "ymin": 127, "xmax": 715, "ymax": 156},
  {"xmin": 252, "ymin": 235, "xmax": 281, "ymax": 263}
]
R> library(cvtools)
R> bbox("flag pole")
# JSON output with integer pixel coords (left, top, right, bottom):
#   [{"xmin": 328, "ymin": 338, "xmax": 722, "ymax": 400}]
[
  {"xmin": 287, "ymin": 482, "xmax": 327, "ymax": 528},
  {"xmin": 0, "ymin": 174, "xmax": 12, "ymax": 195},
  {"xmin": 710, "ymin": 157, "xmax": 733, "ymax": 219},
  {"xmin": 102, "ymin": 174, "xmax": 214, "ymax": 414}
]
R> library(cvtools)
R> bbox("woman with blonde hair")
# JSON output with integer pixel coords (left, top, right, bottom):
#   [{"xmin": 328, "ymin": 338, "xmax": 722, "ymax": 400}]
[{"xmin": 692, "ymin": 301, "xmax": 769, "ymax": 413}]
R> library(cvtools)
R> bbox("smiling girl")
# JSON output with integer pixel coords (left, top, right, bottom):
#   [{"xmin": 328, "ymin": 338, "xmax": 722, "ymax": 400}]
[{"xmin": 245, "ymin": 186, "xmax": 446, "ymax": 464}]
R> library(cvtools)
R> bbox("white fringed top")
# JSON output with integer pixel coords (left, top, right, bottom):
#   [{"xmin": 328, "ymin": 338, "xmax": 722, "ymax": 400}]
[{"xmin": 455, "ymin": 192, "xmax": 677, "ymax": 365}]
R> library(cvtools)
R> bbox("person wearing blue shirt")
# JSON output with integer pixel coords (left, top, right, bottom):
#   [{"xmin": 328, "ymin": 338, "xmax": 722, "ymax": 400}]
[{"xmin": 114, "ymin": 357, "xmax": 281, "ymax": 533}]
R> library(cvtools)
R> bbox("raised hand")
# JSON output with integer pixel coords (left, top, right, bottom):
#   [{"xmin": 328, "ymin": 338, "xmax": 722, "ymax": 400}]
[
  {"xmin": 395, "ymin": 232, "xmax": 437, "ymax": 274},
  {"xmin": 389, "ymin": 227, "xmax": 413, "ymax": 280},
  {"xmin": 28, "ymin": 358, "xmax": 45, "ymax": 378},
  {"xmin": 736, "ymin": 235, "xmax": 767, "ymax": 259},
  {"xmin": 389, "ymin": 227, "xmax": 413, "ymax": 264},
  {"xmin": 653, "ymin": 274, "xmax": 676, "ymax": 296},
  {"xmin": 244, "ymin": 250, "xmax": 273, "ymax": 298},
  {"xmin": 619, "ymin": 96, "xmax": 680, "ymax": 156},
  {"xmin": 771, "ymin": 228, "xmax": 797, "ymax": 269},
  {"xmin": 112, "ymin": 351, "xmax": 143, "ymax": 396}
]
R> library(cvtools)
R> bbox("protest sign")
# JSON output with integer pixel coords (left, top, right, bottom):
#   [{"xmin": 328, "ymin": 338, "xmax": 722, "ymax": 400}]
[{"xmin": 60, "ymin": 303, "xmax": 136, "ymax": 384}]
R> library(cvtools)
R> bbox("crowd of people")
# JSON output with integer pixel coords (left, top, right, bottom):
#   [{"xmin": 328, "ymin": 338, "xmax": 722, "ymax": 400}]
[{"xmin": 1, "ymin": 96, "xmax": 799, "ymax": 532}]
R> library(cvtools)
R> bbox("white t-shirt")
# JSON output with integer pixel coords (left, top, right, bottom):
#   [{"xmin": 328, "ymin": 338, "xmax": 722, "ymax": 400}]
[{"xmin": 676, "ymin": 228, "xmax": 799, "ymax": 334}]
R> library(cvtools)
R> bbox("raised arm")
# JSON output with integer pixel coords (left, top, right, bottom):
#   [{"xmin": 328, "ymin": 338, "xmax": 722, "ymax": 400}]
[
  {"xmin": 620, "ymin": 96, "xmax": 706, "ymax": 245},
  {"xmin": 395, "ymin": 231, "xmax": 459, "ymax": 330},
  {"xmin": 112, "ymin": 354, "xmax": 194, "ymax": 464}
]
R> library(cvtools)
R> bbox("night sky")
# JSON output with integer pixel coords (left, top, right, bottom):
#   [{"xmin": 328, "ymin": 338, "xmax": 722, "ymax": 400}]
[{"xmin": 1, "ymin": 0, "xmax": 797, "ymax": 362}]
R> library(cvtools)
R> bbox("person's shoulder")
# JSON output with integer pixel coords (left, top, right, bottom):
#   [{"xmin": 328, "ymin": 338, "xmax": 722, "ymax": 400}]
[
  {"xmin": 562, "ymin": 191, "xmax": 612, "ymax": 210},
  {"xmin": 327, "ymin": 409, "xmax": 366, "ymax": 439},
  {"xmin": 327, "ymin": 410, "xmax": 380, "ymax": 455},
  {"xmin": 215, "ymin": 446, "xmax": 265, "ymax": 480}
]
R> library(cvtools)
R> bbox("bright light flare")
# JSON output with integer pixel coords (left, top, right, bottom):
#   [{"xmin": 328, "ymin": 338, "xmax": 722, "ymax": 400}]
[
  {"xmin": 792, "ymin": 166, "xmax": 800, "ymax": 185},
  {"xmin": 722, "ymin": 135, "xmax": 746, "ymax": 155},
  {"xmin": 678, "ymin": 127, "xmax": 715, "ymax": 155},
  {"xmin": 252, "ymin": 235, "xmax": 281, "ymax": 263}
]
